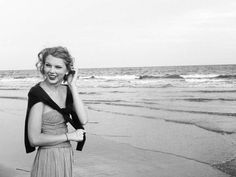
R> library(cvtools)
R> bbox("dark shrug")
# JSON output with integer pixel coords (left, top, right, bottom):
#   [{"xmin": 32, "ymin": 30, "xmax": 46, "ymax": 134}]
[{"xmin": 24, "ymin": 83, "xmax": 86, "ymax": 153}]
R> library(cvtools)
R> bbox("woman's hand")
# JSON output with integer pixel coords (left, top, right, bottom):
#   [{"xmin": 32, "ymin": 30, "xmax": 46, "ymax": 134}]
[
  {"xmin": 66, "ymin": 70, "xmax": 77, "ymax": 87},
  {"xmin": 67, "ymin": 129, "xmax": 86, "ymax": 142},
  {"xmin": 67, "ymin": 60, "xmax": 79, "ymax": 87},
  {"xmin": 66, "ymin": 58, "xmax": 88, "ymax": 126}
]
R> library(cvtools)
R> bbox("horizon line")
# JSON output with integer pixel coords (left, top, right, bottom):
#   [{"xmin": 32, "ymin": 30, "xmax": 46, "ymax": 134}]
[{"xmin": 0, "ymin": 63, "xmax": 236, "ymax": 71}]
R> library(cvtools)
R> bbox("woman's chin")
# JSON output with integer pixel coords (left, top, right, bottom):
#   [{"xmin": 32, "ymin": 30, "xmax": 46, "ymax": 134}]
[{"xmin": 45, "ymin": 78, "xmax": 62, "ymax": 85}]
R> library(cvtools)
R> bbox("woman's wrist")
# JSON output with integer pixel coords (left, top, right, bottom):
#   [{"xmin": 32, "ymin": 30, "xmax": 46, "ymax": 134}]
[
  {"xmin": 69, "ymin": 85, "xmax": 80, "ymax": 97},
  {"xmin": 65, "ymin": 133, "xmax": 69, "ymax": 141},
  {"xmin": 68, "ymin": 83, "xmax": 77, "ymax": 91}
]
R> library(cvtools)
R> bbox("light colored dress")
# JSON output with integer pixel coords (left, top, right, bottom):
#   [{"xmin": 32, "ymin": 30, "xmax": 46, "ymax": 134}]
[{"xmin": 31, "ymin": 110, "xmax": 73, "ymax": 177}]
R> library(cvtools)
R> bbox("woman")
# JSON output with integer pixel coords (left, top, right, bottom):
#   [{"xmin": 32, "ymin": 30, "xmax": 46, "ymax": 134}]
[{"xmin": 24, "ymin": 46, "xmax": 88, "ymax": 177}]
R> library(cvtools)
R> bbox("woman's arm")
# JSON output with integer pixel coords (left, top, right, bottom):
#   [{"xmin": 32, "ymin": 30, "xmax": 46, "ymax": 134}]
[
  {"xmin": 67, "ymin": 62, "xmax": 88, "ymax": 125},
  {"xmin": 68, "ymin": 84, "xmax": 88, "ymax": 125},
  {"xmin": 27, "ymin": 102, "xmax": 85, "ymax": 147}
]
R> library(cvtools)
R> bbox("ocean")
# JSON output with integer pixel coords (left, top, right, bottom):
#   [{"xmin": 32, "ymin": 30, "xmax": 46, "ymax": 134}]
[{"xmin": 0, "ymin": 64, "xmax": 236, "ymax": 90}]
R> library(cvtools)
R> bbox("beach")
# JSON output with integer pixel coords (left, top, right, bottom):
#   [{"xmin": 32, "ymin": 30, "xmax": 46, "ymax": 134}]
[
  {"xmin": 1, "ymin": 65, "xmax": 236, "ymax": 177},
  {"xmin": 1, "ymin": 83, "xmax": 236, "ymax": 177}
]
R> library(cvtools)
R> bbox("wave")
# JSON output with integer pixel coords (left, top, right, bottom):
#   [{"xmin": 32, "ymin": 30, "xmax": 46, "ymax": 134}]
[
  {"xmin": 182, "ymin": 74, "xmax": 236, "ymax": 80},
  {"xmin": 164, "ymin": 74, "xmax": 184, "ymax": 79},
  {"xmin": 188, "ymin": 90, "xmax": 236, "ymax": 93},
  {"xmin": 78, "ymin": 92, "xmax": 99, "ymax": 95},
  {"xmin": 81, "ymin": 76, "xmax": 96, "ymax": 79},
  {"xmin": 85, "ymin": 99, "xmax": 124, "ymax": 104},
  {"xmin": 158, "ymin": 107, "xmax": 236, "ymax": 117},
  {"xmin": 81, "ymin": 75, "xmax": 137, "ymax": 81},
  {"xmin": 0, "ymin": 66, "xmax": 235, "ymax": 89},
  {"xmin": 215, "ymin": 74, "xmax": 236, "ymax": 79},
  {"xmin": 138, "ymin": 74, "xmax": 184, "ymax": 80},
  {"xmin": 180, "ymin": 98, "xmax": 236, "ymax": 102},
  {"xmin": 0, "ymin": 87, "xmax": 22, "ymax": 90},
  {"xmin": 87, "ymin": 106, "xmax": 158, "ymax": 120},
  {"xmin": 3, "ymin": 73, "xmax": 235, "ymax": 82},
  {"xmin": 160, "ymin": 84, "xmax": 174, "ymax": 88},
  {"xmin": 87, "ymin": 101, "xmax": 236, "ymax": 117},
  {"xmin": 0, "ymin": 96, "xmax": 27, "ymax": 100},
  {"xmin": 138, "ymin": 75, "xmax": 161, "ymax": 79},
  {"xmin": 165, "ymin": 119, "xmax": 235, "ymax": 134},
  {"xmin": 13, "ymin": 76, "xmax": 27, "ymax": 79},
  {"xmin": 182, "ymin": 74, "xmax": 219, "ymax": 79},
  {"xmin": 8, "ymin": 73, "xmax": 231, "ymax": 81}
]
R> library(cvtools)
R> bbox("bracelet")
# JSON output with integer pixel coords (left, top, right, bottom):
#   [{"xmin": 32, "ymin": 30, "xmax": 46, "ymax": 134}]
[{"xmin": 65, "ymin": 133, "xmax": 69, "ymax": 141}]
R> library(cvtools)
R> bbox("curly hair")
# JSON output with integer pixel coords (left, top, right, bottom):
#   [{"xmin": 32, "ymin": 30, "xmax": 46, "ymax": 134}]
[{"xmin": 36, "ymin": 46, "xmax": 74, "ymax": 75}]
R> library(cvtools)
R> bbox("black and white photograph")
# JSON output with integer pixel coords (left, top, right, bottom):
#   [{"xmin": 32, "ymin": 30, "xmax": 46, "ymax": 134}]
[{"xmin": 0, "ymin": 0, "xmax": 236, "ymax": 176}]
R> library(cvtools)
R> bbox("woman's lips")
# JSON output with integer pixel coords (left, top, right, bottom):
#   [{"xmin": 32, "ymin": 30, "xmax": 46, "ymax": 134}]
[{"xmin": 48, "ymin": 75, "xmax": 57, "ymax": 80}]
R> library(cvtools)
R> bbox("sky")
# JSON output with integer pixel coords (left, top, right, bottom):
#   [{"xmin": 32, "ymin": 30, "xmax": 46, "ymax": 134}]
[{"xmin": 0, "ymin": 0, "xmax": 235, "ymax": 70}]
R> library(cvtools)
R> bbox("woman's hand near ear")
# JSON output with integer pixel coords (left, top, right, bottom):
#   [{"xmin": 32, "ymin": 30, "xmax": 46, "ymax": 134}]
[
  {"xmin": 67, "ymin": 59, "xmax": 88, "ymax": 125},
  {"xmin": 67, "ymin": 63, "xmax": 78, "ymax": 87}
]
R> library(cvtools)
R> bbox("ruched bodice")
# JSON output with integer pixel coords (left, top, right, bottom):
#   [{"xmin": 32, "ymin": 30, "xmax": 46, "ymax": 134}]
[
  {"xmin": 42, "ymin": 110, "xmax": 68, "ymax": 135},
  {"xmin": 40, "ymin": 110, "xmax": 71, "ymax": 149}
]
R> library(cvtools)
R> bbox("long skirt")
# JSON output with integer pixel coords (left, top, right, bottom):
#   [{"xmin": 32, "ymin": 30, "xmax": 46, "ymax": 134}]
[{"xmin": 31, "ymin": 146, "xmax": 73, "ymax": 177}]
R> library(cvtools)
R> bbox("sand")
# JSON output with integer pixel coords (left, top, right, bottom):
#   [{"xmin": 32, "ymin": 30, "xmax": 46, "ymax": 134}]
[{"xmin": 0, "ymin": 88, "xmax": 235, "ymax": 177}]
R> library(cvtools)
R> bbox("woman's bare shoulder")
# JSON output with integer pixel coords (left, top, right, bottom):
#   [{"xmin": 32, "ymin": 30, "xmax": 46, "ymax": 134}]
[{"xmin": 31, "ymin": 102, "xmax": 44, "ymax": 112}]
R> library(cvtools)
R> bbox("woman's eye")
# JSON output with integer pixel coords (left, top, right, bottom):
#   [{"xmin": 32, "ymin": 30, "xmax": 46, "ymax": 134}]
[
  {"xmin": 45, "ymin": 64, "xmax": 51, "ymax": 67},
  {"xmin": 55, "ymin": 66, "xmax": 62, "ymax": 69}
]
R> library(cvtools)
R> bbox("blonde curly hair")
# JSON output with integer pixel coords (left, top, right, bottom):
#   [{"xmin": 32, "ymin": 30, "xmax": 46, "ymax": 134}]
[{"xmin": 36, "ymin": 46, "xmax": 74, "ymax": 76}]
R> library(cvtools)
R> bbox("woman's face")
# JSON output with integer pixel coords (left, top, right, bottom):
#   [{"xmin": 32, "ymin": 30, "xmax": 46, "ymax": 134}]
[{"xmin": 43, "ymin": 55, "xmax": 68, "ymax": 85}]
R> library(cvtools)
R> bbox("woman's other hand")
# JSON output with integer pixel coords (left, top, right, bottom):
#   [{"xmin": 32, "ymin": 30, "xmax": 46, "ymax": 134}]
[{"xmin": 67, "ymin": 129, "xmax": 86, "ymax": 142}]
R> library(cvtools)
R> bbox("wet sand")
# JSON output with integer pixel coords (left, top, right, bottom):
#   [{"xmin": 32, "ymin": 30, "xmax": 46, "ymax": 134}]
[{"xmin": 0, "ymin": 88, "xmax": 236, "ymax": 177}]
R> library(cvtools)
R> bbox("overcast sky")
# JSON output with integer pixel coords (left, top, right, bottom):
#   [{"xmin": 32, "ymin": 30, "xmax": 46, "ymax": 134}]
[{"xmin": 0, "ymin": 0, "xmax": 235, "ymax": 70}]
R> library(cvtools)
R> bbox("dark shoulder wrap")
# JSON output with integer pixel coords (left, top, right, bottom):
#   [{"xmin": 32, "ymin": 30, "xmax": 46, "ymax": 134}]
[
  {"xmin": 24, "ymin": 83, "xmax": 86, "ymax": 153},
  {"xmin": 24, "ymin": 84, "xmax": 43, "ymax": 153}
]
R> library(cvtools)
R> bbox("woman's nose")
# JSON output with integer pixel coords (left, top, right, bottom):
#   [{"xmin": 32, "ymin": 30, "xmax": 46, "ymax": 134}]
[{"xmin": 49, "ymin": 67, "xmax": 56, "ymax": 73}]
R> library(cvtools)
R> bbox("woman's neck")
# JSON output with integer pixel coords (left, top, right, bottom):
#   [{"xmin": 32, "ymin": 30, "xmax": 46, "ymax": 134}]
[{"xmin": 43, "ymin": 80, "xmax": 61, "ymax": 92}]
